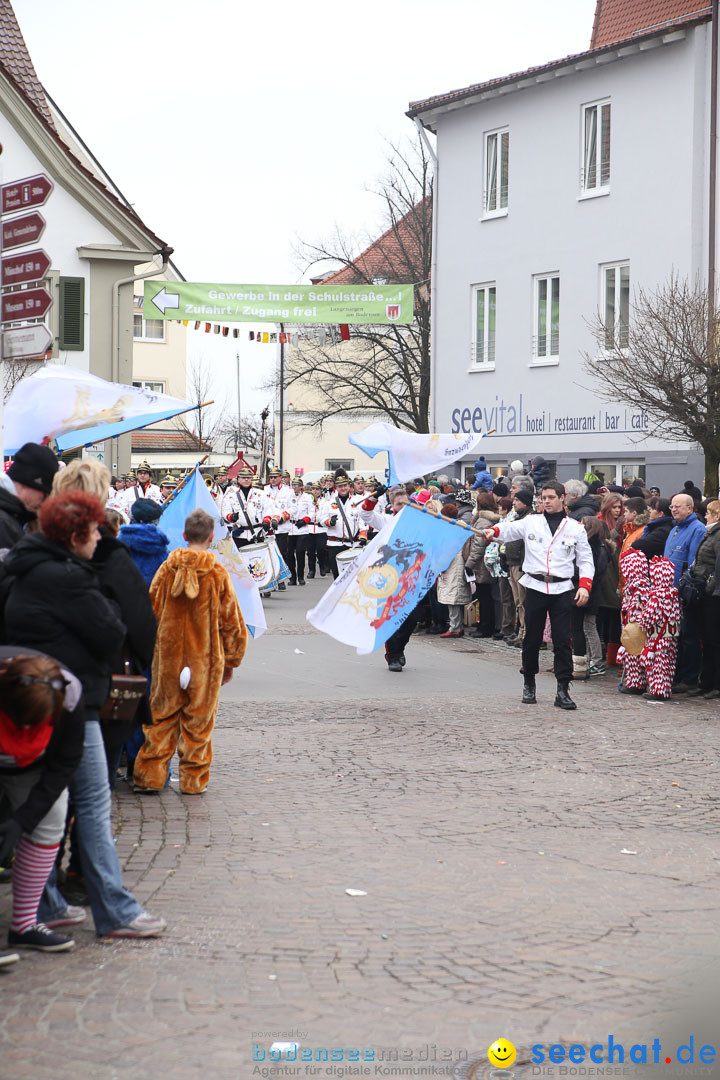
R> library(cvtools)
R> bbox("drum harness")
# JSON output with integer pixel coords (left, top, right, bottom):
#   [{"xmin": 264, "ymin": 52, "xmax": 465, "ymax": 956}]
[
  {"xmin": 235, "ymin": 488, "xmax": 265, "ymax": 543},
  {"xmin": 335, "ymin": 497, "xmax": 358, "ymax": 545}
]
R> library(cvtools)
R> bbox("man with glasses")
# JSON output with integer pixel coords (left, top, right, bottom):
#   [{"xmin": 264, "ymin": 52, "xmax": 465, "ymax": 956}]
[{"xmin": 483, "ymin": 481, "xmax": 594, "ymax": 710}]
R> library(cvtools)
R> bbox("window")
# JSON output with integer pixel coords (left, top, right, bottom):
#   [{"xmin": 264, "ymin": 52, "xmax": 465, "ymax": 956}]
[
  {"xmin": 582, "ymin": 100, "xmax": 611, "ymax": 195},
  {"xmin": 132, "ymin": 380, "xmax": 165, "ymax": 393},
  {"xmin": 484, "ymin": 128, "xmax": 509, "ymax": 216},
  {"xmin": 532, "ymin": 274, "xmax": 560, "ymax": 363},
  {"xmin": 471, "ymin": 283, "xmax": 496, "ymax": 367},
  {"xmin": 326, "ymin": 459, "xmax": 353, "ymax": 472},
  {"xmin": 587, "ymin": 461, "xmax": 645, "ymax": 487},
  {"xmin": 58, "ymin": 277, "xmax": 84, "ymax": 351},
  {"xmin": 601, "ymin": 263, "xmax": 630, "ymax": 350},
  {"xmin": 133, "ymin": 314, "xmax": 165, "ymax": 341}
]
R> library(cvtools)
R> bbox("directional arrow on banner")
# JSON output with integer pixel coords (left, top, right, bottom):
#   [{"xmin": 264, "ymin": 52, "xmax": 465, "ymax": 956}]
[{"xmin": 148, "ymin": 287, "xmax": 180, "ymax": 315}]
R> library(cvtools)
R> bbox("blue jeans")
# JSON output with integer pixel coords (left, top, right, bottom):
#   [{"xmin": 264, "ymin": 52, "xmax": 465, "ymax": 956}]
[{"xmin": 38, "ymin": 716, "xmax": 143, "ymax": 935}]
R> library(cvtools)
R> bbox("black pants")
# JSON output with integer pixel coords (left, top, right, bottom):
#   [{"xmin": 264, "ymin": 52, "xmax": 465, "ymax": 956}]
[
  {"xmin": 522, "ymin": 587, "xmax": 574, "ymax": 682},
  {"xmin": 675, "ymin": 602, "xmax": 702, "ymax": 686},
  {"xmin": 288, "ymin": 534, "xmax": 309, "ymax": 582},
  {"xmin": 327, "ymin": 544, "xmax": 350, "ymax": 579},
  {"xmin": 275, "ymin": 531, "xmax": 290, "ymax": 570},
  {"xmin": 307, "ymin": 533, "xmax": 329, "ymax": 575},
  {"xmin": 476, "ymin": 582, "xmax": 495, "ymax": 633},
  {"xmin": 385, "ymin": 608, "xmax": 419, "ymax": 664}
]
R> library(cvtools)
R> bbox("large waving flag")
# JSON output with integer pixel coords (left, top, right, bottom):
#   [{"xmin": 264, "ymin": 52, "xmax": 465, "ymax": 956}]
[
  {"xmin": 348, "ymin": 422, "xmax": 489, "ymax": 484},
  {"xmin": 307, "ymin": 503, "xmax": 471, "ymax": 654},
  {"xmin": 159, "ymin": 467, "xmax": 226, "ymax": 550},
  {"xmin": 3, "ymin": 364, "xmax": 197, "ymax": 454},
  {"xmin": 159, "ymin": 468, "xmax": 266, "ymax": 638}
]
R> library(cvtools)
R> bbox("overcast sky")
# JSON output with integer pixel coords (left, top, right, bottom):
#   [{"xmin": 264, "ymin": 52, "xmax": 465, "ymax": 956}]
[{"xmin": 11, "ymin": 0, "xmax": 598, "ymax": 424}]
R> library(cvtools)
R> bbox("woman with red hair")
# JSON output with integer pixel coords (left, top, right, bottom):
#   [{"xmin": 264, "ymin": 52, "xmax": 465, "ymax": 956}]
[{"xmin": 2, "ymin": 491, "xmax": 167, "ymax": 939}]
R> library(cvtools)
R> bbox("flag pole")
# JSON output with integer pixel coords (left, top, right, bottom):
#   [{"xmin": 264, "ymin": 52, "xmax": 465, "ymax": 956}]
[
  {"xmin": 57, "ymin": 400, "xmax": 216, "ymax": 455},
  {"xmin": 405, "ymin": 497, "xmax": 492, "ymax": 539}
]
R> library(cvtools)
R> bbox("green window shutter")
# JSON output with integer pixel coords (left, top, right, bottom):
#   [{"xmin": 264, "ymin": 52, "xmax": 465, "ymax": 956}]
[{"xmin": 59, "ymin": 276, "xmax": 84, "ymax": 350}]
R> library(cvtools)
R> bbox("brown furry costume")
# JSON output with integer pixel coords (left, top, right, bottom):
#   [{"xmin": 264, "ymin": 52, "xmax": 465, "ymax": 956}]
[{"xmin": 133, "ymin": 548, "xmax": 247, "ymax": 793}]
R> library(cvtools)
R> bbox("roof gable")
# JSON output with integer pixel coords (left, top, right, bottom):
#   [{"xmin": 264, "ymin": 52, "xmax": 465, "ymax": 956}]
[
  {"xmin": 0, "ymin": 0, "xmax": 55, "ymax": 128},
  {"xmin": 591, "ymin": 0, "xmax": 711, "ymax": 48}
]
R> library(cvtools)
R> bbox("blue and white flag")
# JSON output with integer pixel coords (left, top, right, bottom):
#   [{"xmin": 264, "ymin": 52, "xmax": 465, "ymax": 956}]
[
  {"xmin": 160, "ymin": 468, "xmax": 266, "ymax": 639},
  {"xmin": 348, "ymin": 422, "xmax": 488, "ymax": 484},
  {"xmin": 307, "ymin": 503, "xmax": 471, "ymax": 654},
  {"xmin": 159, "ymin": 467, "xmax": 226, "ymax": 551},
  {"xmin": 3, "ymin": 364, "xmax": 196, "ymax": 454}
]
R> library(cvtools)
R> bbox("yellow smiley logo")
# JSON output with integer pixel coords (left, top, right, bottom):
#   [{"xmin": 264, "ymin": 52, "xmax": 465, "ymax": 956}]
[{"xmin": 488, "ymin": 1039, "xmax": 517, "ymax": 1068}]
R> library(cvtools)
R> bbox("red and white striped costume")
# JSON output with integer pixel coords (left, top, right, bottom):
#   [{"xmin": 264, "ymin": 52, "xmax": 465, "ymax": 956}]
[
  {"xmin": 638, "ymin": 557, "xmax": 680, "ymax": 699},
  {"xmin": 617, "ymin": 549, "xmax": 650, "ymax": 690}
]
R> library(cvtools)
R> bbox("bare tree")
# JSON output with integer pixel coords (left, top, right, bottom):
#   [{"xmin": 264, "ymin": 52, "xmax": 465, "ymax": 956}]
[
  {"xmin": 216, "ymin": 412, "xmax": 273, "ymax": 455},
  {"xmin": 583, "ymin": 274, "xmax": 720, "ymax": 492},
  {"xmin": 281, "ymin": 136, "xmax": 433, "ymax": 433},
  {"xmin": 174, "ymin": 357, "xmax": 224, "ymax": 450}
]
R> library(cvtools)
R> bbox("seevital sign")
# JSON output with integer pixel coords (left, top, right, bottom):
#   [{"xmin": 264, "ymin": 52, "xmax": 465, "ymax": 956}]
[{"xmin": 144, "ymin": 281, "xmax": 414, "ymax": 325}]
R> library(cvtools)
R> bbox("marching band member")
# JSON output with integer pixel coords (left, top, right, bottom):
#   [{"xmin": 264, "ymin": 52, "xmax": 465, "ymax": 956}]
[
  {"xmin": 263, "ymin": 469, "xmax": 292, "ymax": 590},
  {"xmin": 221, "ymin": 467, "xmax": 268, "ymax": 548},
  {"xmin": 159, "ymin": 475, "xmax": 177, "ymax": 504},
  {"xmin": 323, "ymin": 472, "xmax": 367, "ymax": 579},
  {"xmin": 119, "ymin": 462, "xmax": 161, "ymax": 512},
  {"xmin": 287, "ymin": 478, "xmax": 315, "ymax": 586},
  {"xmin": 306, "ymin": 482, "xmax": 329, "ymax": 578}
]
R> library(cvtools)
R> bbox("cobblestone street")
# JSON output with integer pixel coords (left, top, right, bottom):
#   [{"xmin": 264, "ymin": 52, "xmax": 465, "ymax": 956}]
[{"xmin": 2, "ymin": 579, "xmax": 719, "ymax": 1079}]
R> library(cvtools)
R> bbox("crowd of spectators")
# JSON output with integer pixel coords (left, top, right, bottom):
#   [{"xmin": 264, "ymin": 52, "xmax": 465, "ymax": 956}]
[{"xmin": 413, "ymin": 461, "xmax": 720, "ymax": 701}]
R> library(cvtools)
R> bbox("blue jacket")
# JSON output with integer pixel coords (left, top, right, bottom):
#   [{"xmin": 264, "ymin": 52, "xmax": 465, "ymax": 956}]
[
  {"xmin": 118, "ymin": 523, "xmax": 169, "ymax": 586},
  {"xmin": 663, "ymin": 513, "xmax": 707, "ymax": 585}
]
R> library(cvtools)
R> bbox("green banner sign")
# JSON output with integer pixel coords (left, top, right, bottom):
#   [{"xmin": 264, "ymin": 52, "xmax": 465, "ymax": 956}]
[{"xmin": 143, "ymin": 281, "xmax": 414, "ymax": 325}]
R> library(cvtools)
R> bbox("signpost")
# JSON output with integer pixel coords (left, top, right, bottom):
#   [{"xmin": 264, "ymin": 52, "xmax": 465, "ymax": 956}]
[
  {"xmin": 2, "ymin": 212, "xmax": 45, "ymax": 250},
  {"xmin": 144, "ymin": 280, "xmax": 415, "ymax": 325},
  {"xmin": 2, "ymin": 248, "xmax": 50, "ymax": 287},
  {"xmin": 2, "ymin": 286, "xmax": 52, "ymax": 322},
  {"xmin": 2, "ymin": 323, "xmax": 53, "ymax": 359},
  {"xmin": 1, "ymin": 173, "xmax": 53, "ymax": 213}
]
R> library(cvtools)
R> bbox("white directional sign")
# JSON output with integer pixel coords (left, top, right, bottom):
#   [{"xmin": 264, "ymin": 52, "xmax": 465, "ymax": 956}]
[{"xmin": 3, "ymin": 323, "xmax": 53, "ymax": 360}]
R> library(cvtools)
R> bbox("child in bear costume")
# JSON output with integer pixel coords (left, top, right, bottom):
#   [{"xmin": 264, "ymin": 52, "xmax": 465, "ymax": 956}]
[{"xmin": 133, "ymin": 509, "xmax": 247, "ymax": 794}]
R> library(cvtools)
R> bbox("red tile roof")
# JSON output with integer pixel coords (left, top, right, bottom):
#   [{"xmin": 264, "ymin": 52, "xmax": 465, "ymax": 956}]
[
  {"xmin": 311, "ymin": 198, "xmax": 431, "ymax": 286},
  {"xmin": 591, "ymin": 0, "xmax": 710, "ymax": 48},
  {"xmin": 409, "ymin": 9, "xmax": 710, "ymax": 120},
  {"xmin": 0, "ymin": 0, "xmax": 55, "ymax": 127},
  {"xmin": 131, "ymin": 430, "xmax": 213, "ymax": 452}
]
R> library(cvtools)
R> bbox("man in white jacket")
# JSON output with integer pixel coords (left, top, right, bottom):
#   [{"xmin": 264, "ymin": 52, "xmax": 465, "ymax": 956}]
[{"xmin": 482, "ymin": 481, "xmax": 594, "ymax": 710}]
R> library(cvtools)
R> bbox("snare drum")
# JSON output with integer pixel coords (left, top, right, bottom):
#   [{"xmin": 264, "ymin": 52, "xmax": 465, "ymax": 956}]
[
  {"xmin": 335, "ymin": 545, "xmax": 364, "ymax": 573},
  {"xmin": 237, "ymin": 541, "xmax": 275, "ymax": 592}
]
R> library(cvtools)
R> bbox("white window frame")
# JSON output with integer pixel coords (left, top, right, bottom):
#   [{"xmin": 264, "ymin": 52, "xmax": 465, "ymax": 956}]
[
  {"xmin": 470, "ymin": 282, "xmax": 497, "ymax": 370},
  {"xmin": 586, "ymin": 461, "xmax": 645, "ymax": 487},
  {"xmin": 133, "ymin": 313, "xmax": 166, "ymax": 342},
  {"xmin": 483, "ymin": 128, "xmax": 509, "ymax": 218},
  {"xmin": 132, "ymin": 379, "xmax": 166, "ymax": 393},
  {"xmin": 600, "ymin": 262, "xmax": 630, "ymax": 352},
  {"xmin": 580, "ymin": 99, "xmax": 611, "ymax": 198},
  {"xmin": 531, "ymin": 273, "xmax": 560, "ymax": 366}
]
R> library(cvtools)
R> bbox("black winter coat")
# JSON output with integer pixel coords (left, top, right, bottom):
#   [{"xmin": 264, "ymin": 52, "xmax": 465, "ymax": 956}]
[
  {"xmin": 0, "ymin": 485, "xmax": 35, "ymax": 550},
  {"xmin": 568, "ymin": 494, "xmax": 601, "ymax": 521},
  {"xmin": 632, "ymin": 516, "xmax": 674, "ymax": 560},
  {"xmin": 2, "ymin": 534, "xmax": 125, "ymax": 708},
  {"xmin": 92, "ymin": 531, "xmax": 157, "ymax": 738}
]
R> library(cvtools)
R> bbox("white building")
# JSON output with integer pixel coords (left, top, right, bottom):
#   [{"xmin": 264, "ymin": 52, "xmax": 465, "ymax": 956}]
[{"xmin": 409, "ymin": 0, "xmax": 712, "ymax": 491}]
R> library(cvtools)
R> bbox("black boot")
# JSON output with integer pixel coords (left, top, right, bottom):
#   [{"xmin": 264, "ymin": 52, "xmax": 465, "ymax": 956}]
[
  {"xmin": 288, "ymin": 576, "xmax": 297, "ymax": 586},
  {"xmin": 522, "ymin": 679, "xmax": 536, "ymax": 704},
  {"xmin": 554, "ymin": 681, "xmax": 577, "ymax": 710}
]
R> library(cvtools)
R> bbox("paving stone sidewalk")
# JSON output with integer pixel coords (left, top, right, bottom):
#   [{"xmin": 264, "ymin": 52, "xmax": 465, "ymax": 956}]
[{"xmin": 1, "ymin": 626, "xmax": 719, "ymax": 1080}]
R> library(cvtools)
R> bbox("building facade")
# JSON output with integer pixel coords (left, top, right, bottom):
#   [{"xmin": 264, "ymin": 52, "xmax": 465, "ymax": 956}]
[{"xmin": 410, "ymin": 3, "xmax": 713, "ymax": 491}]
